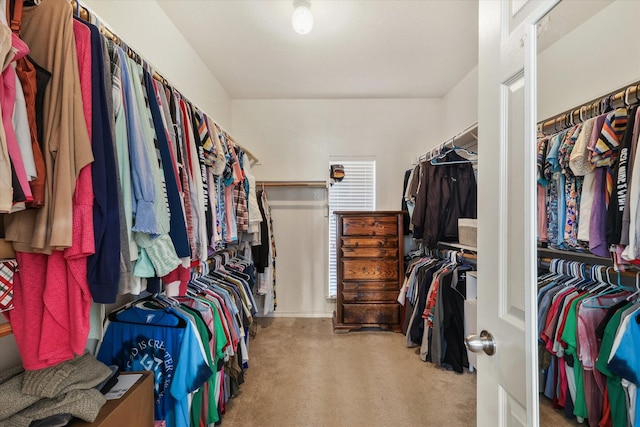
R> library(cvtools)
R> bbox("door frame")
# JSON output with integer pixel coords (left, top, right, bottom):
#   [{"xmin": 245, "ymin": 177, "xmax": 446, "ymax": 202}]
[{"xmin": 476, "ymin": 1, "xmax": 561, "ymax": 426}]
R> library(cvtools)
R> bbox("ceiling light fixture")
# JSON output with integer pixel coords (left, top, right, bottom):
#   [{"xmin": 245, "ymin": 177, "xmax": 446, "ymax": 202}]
[{"xmin": 292, "ymin": 0, "xmax": 313, "ymax": 35}]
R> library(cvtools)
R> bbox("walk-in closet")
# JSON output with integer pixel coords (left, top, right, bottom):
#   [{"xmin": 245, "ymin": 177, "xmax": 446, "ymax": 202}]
[{"xmin": 1, "ymin": 0, "xmax": 639, "ymax": 426}]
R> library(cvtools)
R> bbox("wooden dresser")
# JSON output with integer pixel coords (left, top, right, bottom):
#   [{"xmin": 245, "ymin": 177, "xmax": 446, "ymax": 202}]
[{"xmin": 333, "ymin": 211, "xmax": 404, "ymax": 332}]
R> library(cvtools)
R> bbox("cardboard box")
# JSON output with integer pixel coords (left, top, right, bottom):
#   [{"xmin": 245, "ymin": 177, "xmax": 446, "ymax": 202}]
[
  {"xmin": 71, "ymin": 371, "xmax": 154, "ymax": 427},
  {"xmin": 0, "ymin": 238, "xmax": 15, "ymax": 259}
]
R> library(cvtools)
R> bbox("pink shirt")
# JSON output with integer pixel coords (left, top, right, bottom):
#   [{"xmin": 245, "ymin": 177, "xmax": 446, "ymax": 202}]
[
  {"xmin": 577, "ymin": 293, "xmax": 628, "ymax": 427},
  {"xmin": 543, "ymin": 287, "xmax": 574, "ymax": 353},
  {"xmin": 37, "ymin": 20, "xmax": 95, "ymax": 367},
  {"xmin": 538, "ymin": 184, "xmax": 548, "ymax": 242}
]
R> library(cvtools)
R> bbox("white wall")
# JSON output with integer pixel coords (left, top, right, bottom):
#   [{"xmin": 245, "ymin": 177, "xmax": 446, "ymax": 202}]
[
  {"xmin": 441, "ymin": 66, "xmax": 479, "ymax": 141},
  {"xmin": 233, "ymin": 99, "xmax": 442, "ymax": 209},
  {"xmin": 537, "ymin": 0, "xmax": 640, "ymax": 120},
  {"xmin": 232, "ymin": 99, "xmax": 442, "ymax": 316},
  {"xmin": 83, "ymin": 0, "xmax": 232, "ymax": 129}
]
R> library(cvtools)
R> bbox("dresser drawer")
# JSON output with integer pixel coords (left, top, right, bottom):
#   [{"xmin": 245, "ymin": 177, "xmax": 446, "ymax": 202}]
[
  {"xmin": 341, "ymin": 237, "xmax": 398, "ymax": 248},
  {"xmin": 341, "ymin": 246, "xmax": 398, "ymax": 258},
  {"xmin": 342, "ymin": 259, "xmax": 398, "ymax": 280},
  {"xmin": 342, "ymin": 217, "xmax": 398, "ymax": 236},
  {"xmin": 343, "ymin": 303, "xmax": 400, "ymax": 324},
  {"xmin": 342, "ymin": 290, "xmax": 398, "ymax": 303},
  {"xmin": 342, "ymin": 281, "xmax": 398, "ymax": 292}
]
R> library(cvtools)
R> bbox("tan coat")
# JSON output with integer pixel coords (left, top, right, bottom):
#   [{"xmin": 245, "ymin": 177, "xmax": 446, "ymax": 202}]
[{"xmin": 5, "ymin": 0, "xmax": 93, "ymax": 252}]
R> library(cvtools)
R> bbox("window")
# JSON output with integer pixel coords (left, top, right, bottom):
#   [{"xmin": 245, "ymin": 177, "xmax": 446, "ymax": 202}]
[{"xmin": 328, "ymin": 160, "xmax": 376, "ymax": 298}]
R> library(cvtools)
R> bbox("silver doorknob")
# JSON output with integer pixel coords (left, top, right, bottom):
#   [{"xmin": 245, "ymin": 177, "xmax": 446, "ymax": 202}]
[{"xmin": 465, "ymin": 330, "xmax": 496, "ymax": 356}]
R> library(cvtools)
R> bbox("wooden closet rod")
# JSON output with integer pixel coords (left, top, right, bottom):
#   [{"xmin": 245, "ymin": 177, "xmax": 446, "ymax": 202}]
[
  {"xmin": 538, "ymin": 81, "xmax": 640, "ymax": 135},
  {"xmin": 69, "ymin": 0, "xmax": 119, "ymax": 45},
  {"xmin": 257, "ymin": 180, "xmax": 327, "ymax": 188},
  {"xmin": 68, "ymin": 0, "xmax": 260, "ymax": 165},
  {"xmin": 0, "ymin": 323, "xmax": 12, "ymax": 338}
]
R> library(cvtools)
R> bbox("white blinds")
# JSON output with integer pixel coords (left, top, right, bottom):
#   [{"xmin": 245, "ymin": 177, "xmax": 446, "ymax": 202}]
[{"xmin": 328, "ymin": 160, "xmax": 376, "ymax": 297}]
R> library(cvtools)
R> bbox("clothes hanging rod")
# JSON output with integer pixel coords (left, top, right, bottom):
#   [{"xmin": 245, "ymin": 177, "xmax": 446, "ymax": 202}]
[
  {"xmin": 437, "ymin": 241, "xmax": 478, "ymax": 253},
  {"xmin": 221, "ymin": 131, "xmax": 259, "ymax": 165},
  {"xmin": 69, "ymin": 0, "xmax": 259, "ymax": 165},
  {"xmin": 538, "ymin": 257, "xmax": 639, "ymax": 291},
  {"xmin": 418, "ymin": 122, "xmax": 478, "ymax": 163},
  {"xmin": 0, "ymin": 323, "xmax": 12, "ymax": 338},
  {"xmin": 256, "ymin": 180, "xmax": 327, "ymax": 188},
  {"xmin": 538, "ymin": 80, "xmax": 640, "ymax": 135},
  {"xmin": 434, "ymin": 242, "xmax": 478, "ymax": 264},
  {"xmin": 537, "ymin": 247, "xmax": 610, "ymax": 266}
]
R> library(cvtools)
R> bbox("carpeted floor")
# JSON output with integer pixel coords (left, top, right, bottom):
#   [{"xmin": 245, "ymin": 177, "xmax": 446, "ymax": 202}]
[
  {"xmin": 220, "ymin": 317, "xmax": 476, "ymax": 427},
  {"xmin": 219, "ymin": 317, "xmax": 578, "ymax": 426}
]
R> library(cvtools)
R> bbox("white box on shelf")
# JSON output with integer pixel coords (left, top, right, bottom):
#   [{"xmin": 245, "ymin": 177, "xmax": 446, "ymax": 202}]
[
  {"xmin": 458, "ymin": 218, "xmax": 477, "ymax": 247},
  {"xmin": 465, "ymin": 271, "xmax": 477, "ymax": 300}
]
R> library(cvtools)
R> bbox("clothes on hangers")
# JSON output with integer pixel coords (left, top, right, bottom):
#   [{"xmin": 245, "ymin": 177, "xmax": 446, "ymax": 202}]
[
  {"xmin": 98, "ymin": 255, "xmax": 256, "ymax": 427},
  {"xmin": 252, "ymin": 189, "xmax": 277, "ymax": 314},
  {"xmin": 538, "ymin": 106, "xmax": 640, "ymax": 268},
  {"xmin": 535, "ymin": 261, "xmax": 640, "ymax": 426},
  {"xmin": 410, "ymin": 151, "xmax": 477, "ymax": 249},
  {"xmin": 0, "ymin": 0, "xmax": 268, "ymax": 372},
  {"xmin": 398, "ymin": 249, "xmax": 475, "ymax": 373}
]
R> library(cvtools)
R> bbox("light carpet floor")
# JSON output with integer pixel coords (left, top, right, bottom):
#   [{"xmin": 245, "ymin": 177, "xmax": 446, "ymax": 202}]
[
  {"xmin": 220, "ymin": 317, "xmax": 577, "ymax": 427},
  {"xmin": 221, "ymin": 317, "xmax": 475, "ymax": 427}
]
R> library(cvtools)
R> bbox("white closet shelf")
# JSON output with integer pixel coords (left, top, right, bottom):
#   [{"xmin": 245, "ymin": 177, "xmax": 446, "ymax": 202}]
[
  {"xmin": 437, "ymin": 241, "xmax": 478, "ymax": 252},
  {"xmin": 537, "ymin": 247, "xmax": 610, "ymax": 266}
]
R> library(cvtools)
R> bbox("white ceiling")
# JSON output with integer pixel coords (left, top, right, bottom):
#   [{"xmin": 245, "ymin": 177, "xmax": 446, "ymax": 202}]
[{"xmin": 156, "ymin": 0, "xmax": 479, "ymax": 100}]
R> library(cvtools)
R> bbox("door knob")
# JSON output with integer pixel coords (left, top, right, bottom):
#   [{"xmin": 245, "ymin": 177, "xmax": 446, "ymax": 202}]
[{"xmin": 465, "ymin": 330, "xmax": 496, "ymax": 356}]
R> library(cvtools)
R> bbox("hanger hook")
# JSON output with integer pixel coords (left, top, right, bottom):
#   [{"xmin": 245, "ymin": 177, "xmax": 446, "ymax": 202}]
[
  {"xmin": 617, "ymin": 269, "xmax": 622, "ymax": 288},
  {"xmin": 605, "ymin": 267, "xmax": 613, "ymax": 286},
  {"xmin": 625, "ymin": 86, "xmax": 633, "ymax": 107},
  {"xmin": 594, "ymin": 265, "xmax": 601, "ymax": 282}
]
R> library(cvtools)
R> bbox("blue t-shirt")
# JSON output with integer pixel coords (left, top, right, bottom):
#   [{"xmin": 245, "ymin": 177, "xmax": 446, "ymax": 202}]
[
  {"xmin": 608, "ymin": 311, "xmax": 640, "ymax": 427},
  {"xmin": 97, "ymin": 306, "xmax": 213, "ymax": 427}
]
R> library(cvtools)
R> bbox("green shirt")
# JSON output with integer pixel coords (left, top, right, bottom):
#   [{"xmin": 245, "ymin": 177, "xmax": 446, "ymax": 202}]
[
  {"xmin": 560, "ymin": 294, "xmax": 589, "ymax": 419},
  {"xmin": 181, "ymin": 305, "xmax": 218, "ymax": 426},
  {"xmin": 596, "ymin": 302, "xmax": 634, "ymax": 427}
]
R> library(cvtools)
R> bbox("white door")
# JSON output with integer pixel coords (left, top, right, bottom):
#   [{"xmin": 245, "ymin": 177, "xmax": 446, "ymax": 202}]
[{"xmin": 472, "ymin": 1, "xmax": 558, "ymax": 426}]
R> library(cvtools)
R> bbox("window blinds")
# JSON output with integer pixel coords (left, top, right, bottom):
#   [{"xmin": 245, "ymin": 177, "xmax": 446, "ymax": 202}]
[{"xmin": 328, "ymin": 160, "xmax": 376, "ymax": 297}]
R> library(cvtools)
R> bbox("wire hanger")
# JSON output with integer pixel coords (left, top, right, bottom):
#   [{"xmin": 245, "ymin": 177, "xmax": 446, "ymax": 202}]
[
  {"xmin": 627, "ymin": 272, "xmax": 640, "ymax": 301},
  {"xmin": 430, "ymin": 142, "xmax": 478, "ymax": 165}
]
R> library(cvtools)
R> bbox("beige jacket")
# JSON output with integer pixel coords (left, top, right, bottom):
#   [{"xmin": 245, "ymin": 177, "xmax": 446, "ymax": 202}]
[{"xmin": 5, "ymin": 0, "xmax": 93, "ymax": 252}]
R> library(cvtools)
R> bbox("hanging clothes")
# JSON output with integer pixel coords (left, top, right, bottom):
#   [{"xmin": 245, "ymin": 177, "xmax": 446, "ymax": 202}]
[
  {"xmin": 411, "ymin": 151, "xmax": 477, "ymax": 249},
  {"xmin": 399, "ymin": 249, "xmax": 474, "ymax": 373},
  {"xmin": 5, "ymin": 0, "xmax": 93, "ymax": 252},
  {"xmin": 1, "ymin": 0, "xmax": 263, "ymax": 377},
  {"xmin": 536, "ymin": 262, "xmax": 637, "ymax": 426},
  {"xmin": 252, "ymin": 189, "xmax": 277, "ymax": 314},
  {"xmin": 536, "ymin": 106, "xmax": 640, "ymax": 266}
]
